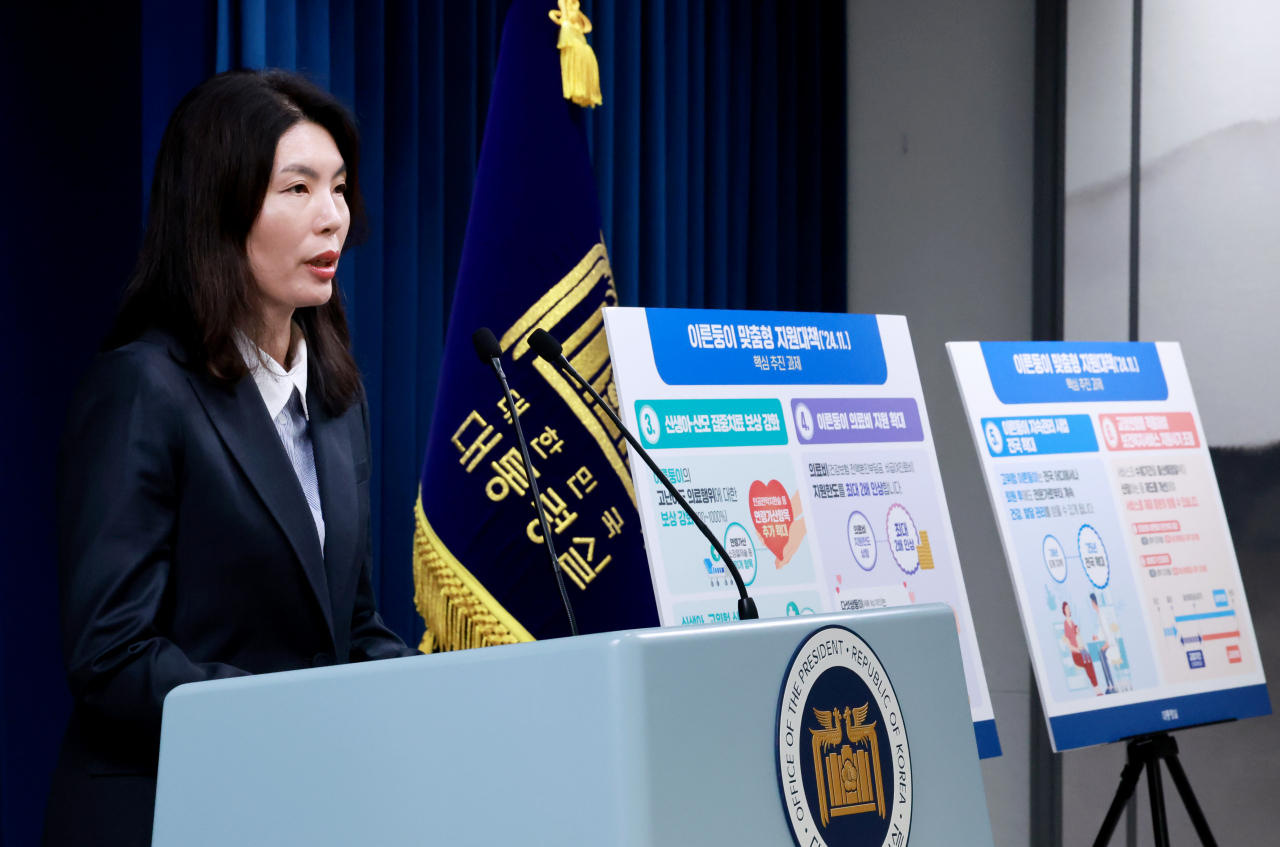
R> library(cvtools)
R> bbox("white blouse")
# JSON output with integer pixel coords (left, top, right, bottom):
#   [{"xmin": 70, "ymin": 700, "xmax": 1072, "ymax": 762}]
[{"xmin": 234, "ymin": 329, "xmax": 325, "ymax": 549}]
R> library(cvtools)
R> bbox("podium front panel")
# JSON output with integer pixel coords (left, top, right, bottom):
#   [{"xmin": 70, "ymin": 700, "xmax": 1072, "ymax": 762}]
[{"xmin": 153, "ymin": 606, "xmax": 992, "ymax": 846}]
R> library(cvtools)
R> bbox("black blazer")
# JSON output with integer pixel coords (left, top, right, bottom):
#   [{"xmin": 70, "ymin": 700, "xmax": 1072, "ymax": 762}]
[{"xmin": 44, "ymin": 330, "xmax": 416, "ymax": 845}]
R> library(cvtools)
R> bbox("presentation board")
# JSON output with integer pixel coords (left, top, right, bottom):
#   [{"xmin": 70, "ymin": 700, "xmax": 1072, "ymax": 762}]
[
  {"xmin": 603, "ymin": 307, "xmax": 1000, "ymax": 757},
  {"xmin": 948, "ymin": 341, "xmax": 1270, "ymax": 751}
]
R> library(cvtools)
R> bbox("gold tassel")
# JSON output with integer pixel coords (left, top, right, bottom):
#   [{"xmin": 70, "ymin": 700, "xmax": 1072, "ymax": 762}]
[
  {"xmin": 412, "ymin": 491, "xmax": 535, "ymax": 652},
  {"xmin": 549, "ymin": 0, "xmax": 603, "ymax": 108}
]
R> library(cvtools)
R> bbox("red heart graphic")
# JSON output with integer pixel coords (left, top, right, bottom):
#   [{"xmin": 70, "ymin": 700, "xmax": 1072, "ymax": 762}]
[{"xmin": 749, "ymin": 479, "xmax": 793, "ymax": 561}]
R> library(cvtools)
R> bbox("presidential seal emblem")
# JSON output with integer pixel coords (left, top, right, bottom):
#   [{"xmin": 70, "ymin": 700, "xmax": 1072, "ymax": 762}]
[{"xmin": 776, "ymin": 626, "xmax": 912, "ymax": 847}]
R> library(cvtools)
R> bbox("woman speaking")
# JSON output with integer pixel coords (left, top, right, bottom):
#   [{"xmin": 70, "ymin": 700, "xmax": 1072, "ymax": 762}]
[{"xmin": 44, "ymin": 70, "xmax": 417, "ymax": 845}]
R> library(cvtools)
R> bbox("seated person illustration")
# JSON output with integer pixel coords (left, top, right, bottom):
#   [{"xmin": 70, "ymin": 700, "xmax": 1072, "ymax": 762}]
[{"xmin": 1062, "ymin": 601, "xmax": 1100, "ymax": 694}]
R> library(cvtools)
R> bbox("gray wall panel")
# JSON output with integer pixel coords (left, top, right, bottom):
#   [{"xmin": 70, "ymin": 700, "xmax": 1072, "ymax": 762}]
[{"xmin": 846, "ymin": 2, "xmax": 1037, "ymax": 844}]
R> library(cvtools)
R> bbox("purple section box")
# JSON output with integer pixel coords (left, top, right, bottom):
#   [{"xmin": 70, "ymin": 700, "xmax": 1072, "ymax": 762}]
[{"xmin": 790, "ymin": 397, "xmax": 924, "ymax": 444}]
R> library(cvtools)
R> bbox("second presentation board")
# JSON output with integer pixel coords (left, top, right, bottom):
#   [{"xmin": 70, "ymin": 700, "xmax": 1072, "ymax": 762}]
[{"xmin": 949, "ymin": 341, "xmax": 1269, "ymax": 750}]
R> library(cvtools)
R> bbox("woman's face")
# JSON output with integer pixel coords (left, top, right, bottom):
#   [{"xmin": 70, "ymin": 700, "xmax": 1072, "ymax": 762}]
[{"xmin": 246, "ymin": 121, "xmax": 350, "ymax": 314}]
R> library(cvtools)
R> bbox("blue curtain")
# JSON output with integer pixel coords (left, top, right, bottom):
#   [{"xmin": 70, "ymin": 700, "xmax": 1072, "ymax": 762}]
[
  {"xmin": 1, "ymin": 2, "xmax": 844, "ymax": 842},
  {"xmin": 585, "ymin": 0, "xmax": 848, "ymax": 313}
]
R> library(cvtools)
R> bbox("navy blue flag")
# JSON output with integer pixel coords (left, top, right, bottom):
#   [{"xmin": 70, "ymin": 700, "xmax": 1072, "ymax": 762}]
[{"xmin": 413, "ymin": 0, "xmax": 658, "ymax": 649}]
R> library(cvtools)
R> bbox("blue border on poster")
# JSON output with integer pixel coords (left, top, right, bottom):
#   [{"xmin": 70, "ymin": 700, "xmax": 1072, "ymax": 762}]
[
  {"xmin": 974, "ymin": 719, "xmax": 1002, "ymax": 759},
  {"xmin": 1048, "ymin": 684, "xmax": 1272, "ymax": 750}
]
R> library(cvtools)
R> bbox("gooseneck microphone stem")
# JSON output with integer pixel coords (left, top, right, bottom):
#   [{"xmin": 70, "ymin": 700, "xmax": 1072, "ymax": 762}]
[
  {"xmin": 493, "ymin": 357, "xmax": 580, "ymax": 637},
  {"xmin": 531, "ymin": 334, "xmax": 758, "ymax": 621},
  {"xmin": 473, "ymin": 329, "xmax": 578, "ymax": 637}
]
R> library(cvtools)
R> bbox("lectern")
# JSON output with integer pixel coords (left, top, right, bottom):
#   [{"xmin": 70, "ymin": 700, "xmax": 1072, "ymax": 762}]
[{"xmin": 152, "ymin": 605, "xmax": 993, "ymax": 846}]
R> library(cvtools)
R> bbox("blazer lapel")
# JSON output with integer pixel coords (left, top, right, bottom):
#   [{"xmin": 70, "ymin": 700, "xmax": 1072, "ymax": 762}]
[
  {"xmin": 308, "ymin": 389, "xmax": 358, "ymax": 612},
  {"xmin": 186, "ymin": 371, "xmax": 336, "ymax": 645}
]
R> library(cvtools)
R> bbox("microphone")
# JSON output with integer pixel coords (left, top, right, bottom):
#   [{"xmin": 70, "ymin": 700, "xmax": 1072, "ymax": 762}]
[
  {"xmin": 471, "ymin": 327, "xmax": 579, "ymax": 637},
  {"xmin": 526, "ymin": 328, "xmax": 759, "ymax": 621}
]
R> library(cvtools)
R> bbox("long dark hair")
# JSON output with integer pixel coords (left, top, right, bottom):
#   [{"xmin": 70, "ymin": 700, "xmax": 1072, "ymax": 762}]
[{"xmin": 106, "ymin": 69, "xmax": 367, "ymax": 417}]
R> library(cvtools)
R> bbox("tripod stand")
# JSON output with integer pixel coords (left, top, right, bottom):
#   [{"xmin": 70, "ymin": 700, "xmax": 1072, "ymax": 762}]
[{"xmin": 1092, "ymin": 733, "xmax": 1216, "ymax": 847}]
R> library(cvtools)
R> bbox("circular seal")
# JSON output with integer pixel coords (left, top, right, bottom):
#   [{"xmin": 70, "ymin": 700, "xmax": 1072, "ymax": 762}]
[
  {"xmin": 722, "ymin": 522, "xmax": 758, "ymax": 587},
  {"xmin": 885, "ymin": 504, "xmax": 919, "ymax": 576},
  {"xmin": 984, "ymin": 420, "xmax": 1004, "ymax": 454},
  {"xmin": 846, "ymin": 510, "xmax": 877, "ymax": 571},
  {"xmin": 1101, "ymin": 416, "xmax": 1119, "ymax": 450},
  {"xmin": 776, "ymin": 626, "xmax": 912, "ymax": 847},
  {"xmin": 638, "ymin": 404, "xmax": 661, "ymax": 445},
  {"xmin": 1042, "ymin": 534, "xmax": 1067, "ymax": 583},
  {"xmin": 795, "ymin": 403, "xmax": 815, "ymax": 441},
  {"xmin": 1078, "ymin": 524, "xmax": 1110, "ymax": 589}
]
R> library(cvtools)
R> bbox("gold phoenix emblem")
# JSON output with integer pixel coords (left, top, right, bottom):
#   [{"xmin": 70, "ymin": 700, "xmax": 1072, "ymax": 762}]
[{"xmin": 810, "ymin": 704, "xmax": 886, "ymax": 826}]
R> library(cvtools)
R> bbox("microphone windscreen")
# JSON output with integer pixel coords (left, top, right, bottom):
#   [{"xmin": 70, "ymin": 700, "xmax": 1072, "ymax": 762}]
[
  {"xmin": 472, "ymin": 327, "xmax": 502, "ymax": 364},
  {"xmin": 527, "ymin": 328, "xmax": 563, "ymax": 362}
]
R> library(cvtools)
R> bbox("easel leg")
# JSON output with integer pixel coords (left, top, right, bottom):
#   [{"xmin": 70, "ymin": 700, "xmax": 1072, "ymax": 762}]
[
  {"xmin": 1164, "ymin": 753, "xmax": 1219, "ymax": 847},
  {"xmin": 1147, "ymin": 756, "xmax": 1170, "ymax": 847},
  {"xmin": 1093, "ymin": 732, "xmax": 1223, "ymax": 847},
  {"xmin": 1092, "ymin": 758, "xmax": 1145, "ymax": 847}
]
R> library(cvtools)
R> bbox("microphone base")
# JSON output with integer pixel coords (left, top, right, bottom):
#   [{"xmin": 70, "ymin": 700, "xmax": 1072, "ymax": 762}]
[{"xmin": 737, "ymin": 597, "xmax": 759, "ymax": 621}]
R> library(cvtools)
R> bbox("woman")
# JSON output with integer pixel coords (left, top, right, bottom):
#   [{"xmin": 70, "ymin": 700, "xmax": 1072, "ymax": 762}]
[
  {"xmin": 1062, "ymin": 601, "xmax": 1099, "ymax": 692},
  {"xmin": 44, "ymin": 70, "xmax": 417, "ymax": 846}
]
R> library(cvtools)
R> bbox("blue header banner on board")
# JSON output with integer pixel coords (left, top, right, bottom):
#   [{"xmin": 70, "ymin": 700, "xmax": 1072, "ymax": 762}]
[
  {"xmin": 979, "ymin": 414, "xmax": 1099, "ymax": 457},
  {"xmin": 980, "ymin": 342, "xmax": 1168, "ymax": 404},
  {"xmin": 647, "ymin": 309, "xmax": 888, "ymax": 385}
]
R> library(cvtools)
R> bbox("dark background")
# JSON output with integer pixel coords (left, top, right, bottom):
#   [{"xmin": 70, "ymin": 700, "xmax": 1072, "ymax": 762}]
[{"xmin": 1, "ymin": 5, "xmax": 146, "ymax": 845}]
